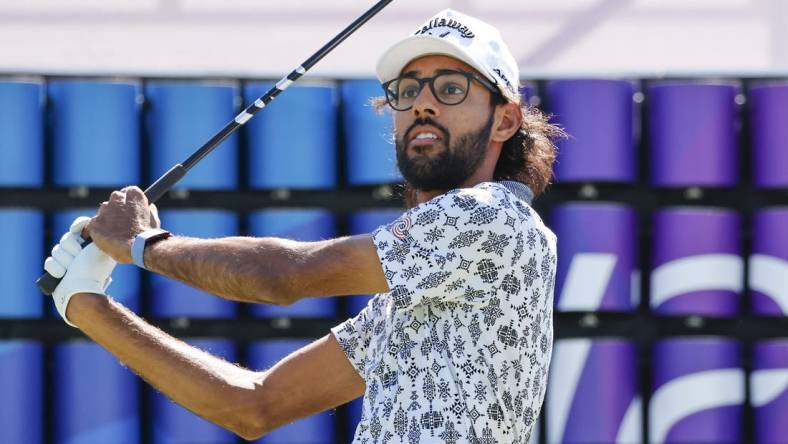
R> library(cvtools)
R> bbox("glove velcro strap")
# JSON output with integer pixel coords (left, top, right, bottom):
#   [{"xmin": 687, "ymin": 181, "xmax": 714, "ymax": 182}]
[{"xmin": 53, "ymin": 278, "xmax": 110, "ymax": 328}]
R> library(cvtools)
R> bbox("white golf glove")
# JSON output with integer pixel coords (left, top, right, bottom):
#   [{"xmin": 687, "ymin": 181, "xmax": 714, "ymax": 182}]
[{"xmin": 43, "ymin": 216, "xmax": 116, "ymax": 327}]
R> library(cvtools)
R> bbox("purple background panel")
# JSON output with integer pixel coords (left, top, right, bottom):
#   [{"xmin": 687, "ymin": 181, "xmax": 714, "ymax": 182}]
[
  {"xmin": 551, "ymin": 203, "xmax": 637, "ymax": 312},
  {"xmin": 750, "ymin": 208, "xmax": 788, "ymax": 316},
  {"xmin": 650, "ymin": 338, "xmax": 743, "ymax": 444},
  {"xmin": 652, "ymin": 337, "xmax": 741, "ymax": 390},
  {"xmin": 560, "ymin": 339, "xmax": 640, "ymax": 443},
  {"xmin": 752, "ymin": 207, "xmax": 788, "ymax": 260},
  {"xmin": 548, "ymin": 79, "xmax": 636, "ymax": 183},
  {"xmin": 648, "ymin": 81, "xmax": 739, "ymax": 187},
  {"xmin": 751, "ymin": 340, "xmax": 788, "ymax": 444},
  {"xmin": 651, "ymin": 208, "xmax": 741, "ymax": 267},
  {"xmin": 664, "ymin": 405, "xmax": 742, "ymax": 444},
  {"xmin": 650, "ymin": 208, "xmax": 742, "ymax": 316},
  {"xmin": 750, "ymin": 82, "xmax": 788, "ymax": 188},
  {"xmin": 654, "ymin": 291, "xmax": 740, "ymax": 317}
]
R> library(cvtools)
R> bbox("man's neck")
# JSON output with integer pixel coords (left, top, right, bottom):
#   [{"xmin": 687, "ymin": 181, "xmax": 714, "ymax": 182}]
[
  {"xmin": 414, "ymin": 176, "xmax": 491, "ymax": 205},
  {"xmin": 412, "ymin": 188, "xmax": 439, "ymax": 204}
]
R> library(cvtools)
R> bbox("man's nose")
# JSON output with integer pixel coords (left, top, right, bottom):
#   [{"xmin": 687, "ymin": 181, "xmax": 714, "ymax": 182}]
[{"xmin": 411, "ymin": 84, "xmax": 440, "ymax": 118}]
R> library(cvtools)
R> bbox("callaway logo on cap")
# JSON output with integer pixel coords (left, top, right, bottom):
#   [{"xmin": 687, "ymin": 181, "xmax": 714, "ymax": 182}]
[{"xmin": 376, "ymin": 9, "xmax": 520, "ymax": 101}]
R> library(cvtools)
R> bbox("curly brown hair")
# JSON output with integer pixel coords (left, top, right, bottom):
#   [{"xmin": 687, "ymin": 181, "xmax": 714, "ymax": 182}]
[
  {"xmin": 489, "ymin": 94, "xmax": 565, "ymax": 198},
  {"xmin": 370, "ymin": 93, "xmax": 564, "ymax": 207}
]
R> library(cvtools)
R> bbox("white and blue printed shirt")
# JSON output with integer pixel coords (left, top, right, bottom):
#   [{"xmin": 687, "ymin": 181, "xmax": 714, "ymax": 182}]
[{"xmin": 332, "ymin": 181, "xmax": 557, "ymax": 444}]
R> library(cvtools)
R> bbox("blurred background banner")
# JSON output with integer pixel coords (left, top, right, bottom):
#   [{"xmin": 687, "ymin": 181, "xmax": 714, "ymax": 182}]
[
  {"xmin": 1, "ymin": 1, "xmax": 787, "ymax": 444},
  {"xmin": 0, "ymin": 0, "xmax": 786, "ymax": 78}
]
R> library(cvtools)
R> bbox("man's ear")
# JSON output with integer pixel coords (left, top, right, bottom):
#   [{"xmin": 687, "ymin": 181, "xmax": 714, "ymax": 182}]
[{"xmin": 491, "ymin": 102, "xmax": 523, "ymax": 143}]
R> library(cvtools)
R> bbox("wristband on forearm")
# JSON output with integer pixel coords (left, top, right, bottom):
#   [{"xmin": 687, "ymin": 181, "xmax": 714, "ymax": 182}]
[{"xmin": 131, "ymin": 228, "xmax": 172, "ymax": 270}]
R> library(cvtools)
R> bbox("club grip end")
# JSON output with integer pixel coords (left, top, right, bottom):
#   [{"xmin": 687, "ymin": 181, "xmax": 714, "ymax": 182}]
[{"xmin": 37, "ymin": 272, "xmax": 61, "ymax": 296}]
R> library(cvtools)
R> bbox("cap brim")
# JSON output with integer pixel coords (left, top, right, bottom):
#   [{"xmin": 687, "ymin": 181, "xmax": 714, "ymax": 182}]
[{"xmin": 376, "ymin": 35, "xmax": 492, "ymax": 85}]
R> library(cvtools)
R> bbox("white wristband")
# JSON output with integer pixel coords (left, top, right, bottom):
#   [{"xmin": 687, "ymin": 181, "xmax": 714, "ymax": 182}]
[{"xmin": 131, "ymin": 228, "xmax": 171, "ymax": 270}]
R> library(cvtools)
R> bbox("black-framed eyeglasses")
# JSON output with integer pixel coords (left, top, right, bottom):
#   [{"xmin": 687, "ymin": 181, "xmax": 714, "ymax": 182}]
[{"xmin": 382, "ymin": 70, "xmax": 500, "ymax": 111}]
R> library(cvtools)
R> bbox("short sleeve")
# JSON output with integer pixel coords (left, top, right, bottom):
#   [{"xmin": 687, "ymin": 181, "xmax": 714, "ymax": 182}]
[
  {"xmin": 371, "ymin": 186, "xmax": 516, "ymax": 310},
  {"xmin": 330, "ymin": 306, "xmax": 372, "ymax": 378}
]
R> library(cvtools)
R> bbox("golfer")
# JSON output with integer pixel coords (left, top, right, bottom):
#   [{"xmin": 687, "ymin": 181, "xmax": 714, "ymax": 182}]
[{"xmin": 44, "ymin": 9, "xmax": 562, "ymax": 443}]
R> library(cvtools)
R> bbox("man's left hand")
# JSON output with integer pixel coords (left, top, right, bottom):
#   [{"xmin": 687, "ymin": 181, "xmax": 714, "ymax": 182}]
[
  {"xmin": 43, "ymin": 216, "xmax": 117, "ymax": 327},
  {"xmin": 87, "ymin": 186, "xmax": 161, "ymax": 264}
]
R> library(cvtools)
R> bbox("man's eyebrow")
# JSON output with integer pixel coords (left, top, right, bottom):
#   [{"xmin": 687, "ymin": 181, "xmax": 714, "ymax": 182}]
[
  {"xmin": 400, "ymin": 68, "xmax": 468, "ymax": 77},
  {"xmin": 435, "ymin": 68, "xmax": 466, "ymax": 75}
]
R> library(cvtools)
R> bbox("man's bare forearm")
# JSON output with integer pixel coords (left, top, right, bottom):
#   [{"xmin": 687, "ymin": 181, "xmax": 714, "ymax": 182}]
[
  {"xmin": 142, "ymin": 233, "xmax": 389, "ymax": 305},
  {"xmin": 66, "ymin": 293, "xmax": 267, "ymax": 439},
  {"xmin": 144, "ymin": 236, "xmax": 305, "ymax": 305},
  {"xmin": 86, "ymin": 180, "xmax": 389, "ymax": 306}
]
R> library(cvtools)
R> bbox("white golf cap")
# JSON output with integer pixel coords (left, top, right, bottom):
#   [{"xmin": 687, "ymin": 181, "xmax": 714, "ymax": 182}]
[{"xmin": 376, "ymin": 9, "xmax": 520, "ymax": 102}]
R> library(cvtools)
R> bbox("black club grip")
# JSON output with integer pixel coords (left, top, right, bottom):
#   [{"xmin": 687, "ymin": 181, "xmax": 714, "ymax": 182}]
[
  {"xmin": 36, "ymin": 271, "xmax": 66, "ymax": 296},
  {"xmin": 37, "ymin": 236, "xmax": 95, "ymax": 296},
  {"xmin": 36, "ymin": 164, "xmax": 187, "ymax": 295}
]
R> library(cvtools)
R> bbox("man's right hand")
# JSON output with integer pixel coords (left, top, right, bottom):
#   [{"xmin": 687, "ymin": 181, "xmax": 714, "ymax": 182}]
[
  {"xmin": 87, "ymin": 186, "xmax": 161, "ymax": 264},
  {"xmin": 43, "ymin": 216, "xmax": 117, "ymax": 327}
]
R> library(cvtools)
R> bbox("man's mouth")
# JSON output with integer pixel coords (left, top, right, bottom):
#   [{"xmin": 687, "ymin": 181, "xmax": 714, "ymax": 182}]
[{"xmin": 408, "ymin": 127, "xmax": 444, "ymax": 151}]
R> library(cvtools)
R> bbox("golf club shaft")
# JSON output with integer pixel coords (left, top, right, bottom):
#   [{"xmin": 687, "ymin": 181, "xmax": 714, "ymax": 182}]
[{"xmin": 36, "ymin": 0, "xmax": 394, "ymax": 295}]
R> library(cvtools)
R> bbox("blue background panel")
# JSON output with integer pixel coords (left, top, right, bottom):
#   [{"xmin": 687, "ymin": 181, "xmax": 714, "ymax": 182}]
[
  {"xmin": 341, "ymin": 80, "xmax": 401, "ymax": 185},
  {"xmin": 0, "ymin": 81, "xmax": 44, "ymax": 186},
  {"xmin": 245, "ymin": 83, "xmax": 338, "ymax": 189},
  {"xmin": 145, "ymin": 83, "xmax": 239, "ymax": 190},
  {"xmin": 0, "ymin": 340, "xmax": 43, "ymax": 444},
  {"xmin": 49, "ymin": 80, "xmax": 141, "ymax": 187},
  {"xmin": 54, "ymin": 341, "xmax": 139, "ymax": 444},
  {"xmin": 345, "ymin": 398, "xmax": 363, "ymax": 442},
  {"xmin": 0, "ymin": 210, "xmax": 44, "ymax": 317}
]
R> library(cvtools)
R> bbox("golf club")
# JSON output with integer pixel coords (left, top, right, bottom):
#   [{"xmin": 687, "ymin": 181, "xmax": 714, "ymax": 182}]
[{"xmin": 37, "ymin": 0, "xmax": 395, "ymax": 295}]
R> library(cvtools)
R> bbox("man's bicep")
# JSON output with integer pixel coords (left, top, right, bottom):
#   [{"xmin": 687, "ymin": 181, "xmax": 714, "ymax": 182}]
[
  {"xmin": 297, "ymin": 234, "xmax": 390, "ymax": 297},
  {"xmin": 254, "ymin": 334, "xmax": 365, "ymax": 433}
]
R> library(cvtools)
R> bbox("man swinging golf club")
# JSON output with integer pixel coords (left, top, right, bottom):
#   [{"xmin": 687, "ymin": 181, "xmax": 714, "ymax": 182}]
[{"xmin": 43, "ymin": 9, "xmax": 562, "ymax": 443}]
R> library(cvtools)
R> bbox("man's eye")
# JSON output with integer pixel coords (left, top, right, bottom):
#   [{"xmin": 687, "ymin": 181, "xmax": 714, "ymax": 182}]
[
  {"xmin": 442, "ymin": 83, "xmax": 465, "ymax": 95},
  {"xmin": 400, "ymin": 85, "xmax": 420, "ymax": 98}
]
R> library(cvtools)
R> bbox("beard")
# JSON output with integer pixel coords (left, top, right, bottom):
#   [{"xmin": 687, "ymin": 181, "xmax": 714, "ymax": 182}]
[{"xmin": 395, "ymin": 111, "xmax": 495, "ymax": 192}]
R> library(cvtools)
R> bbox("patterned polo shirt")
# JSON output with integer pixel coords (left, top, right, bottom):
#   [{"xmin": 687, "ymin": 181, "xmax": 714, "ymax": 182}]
[{"xmin": 332, "ymin": 180, "xmax": 557, "ymax": 444}]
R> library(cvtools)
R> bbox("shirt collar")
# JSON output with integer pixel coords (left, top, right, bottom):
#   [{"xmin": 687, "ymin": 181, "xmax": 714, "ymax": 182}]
[{"xmin": 496, "ymin": 180, "xmax": 534, "ymax": 205}]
